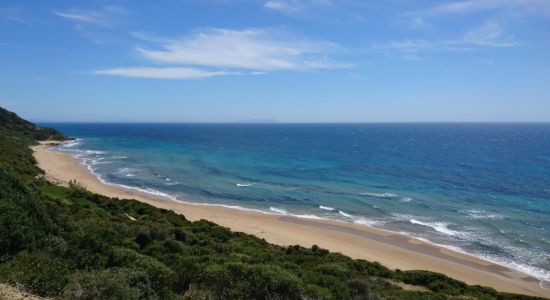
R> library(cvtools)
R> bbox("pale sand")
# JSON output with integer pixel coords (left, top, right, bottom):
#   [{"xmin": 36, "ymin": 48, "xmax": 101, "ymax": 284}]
[{"xmin": 31, "ymin": 142, "xmax": 550, "ymax": 298}]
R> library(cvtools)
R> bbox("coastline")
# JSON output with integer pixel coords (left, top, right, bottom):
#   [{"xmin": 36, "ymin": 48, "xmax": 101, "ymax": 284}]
[{"xmin": 32, "ymin": 141, "xmax": 550, "ymax": 298}]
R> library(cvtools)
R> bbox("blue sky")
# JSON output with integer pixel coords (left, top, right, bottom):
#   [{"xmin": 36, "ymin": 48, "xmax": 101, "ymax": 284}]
[{"xmin": 1, "ymin": 0, "xmax": 549, "ymax": 122}]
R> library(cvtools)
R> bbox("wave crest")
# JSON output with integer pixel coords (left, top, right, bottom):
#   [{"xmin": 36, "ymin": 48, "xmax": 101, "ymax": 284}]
[
  {"xmin": 409, "ymin": 219, "xmax": 461, "ymax": 236},
  {"xmin": 360, "ymin": 192, "xmax": 398, "ymax": 198},
  {"xmin": 269, "ymin": 207, "xmax": 288, "ymax": 214}
]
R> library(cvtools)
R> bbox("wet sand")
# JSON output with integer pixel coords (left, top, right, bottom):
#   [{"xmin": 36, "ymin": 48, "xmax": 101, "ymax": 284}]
[{"xmin": 31, "ymin": 141, "xmax": 550, "ymax": 298}]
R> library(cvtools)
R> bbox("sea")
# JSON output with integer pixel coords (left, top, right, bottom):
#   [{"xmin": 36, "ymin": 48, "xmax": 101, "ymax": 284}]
[{"xmin": 40, "ymin": 123, "xmax": 550, "ymax": 285}]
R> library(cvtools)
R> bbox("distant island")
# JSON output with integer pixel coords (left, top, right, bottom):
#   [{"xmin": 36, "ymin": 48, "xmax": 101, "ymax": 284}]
[{"xmin": 236, "ymin": 119, "xmax": 280, "ymax": 124}]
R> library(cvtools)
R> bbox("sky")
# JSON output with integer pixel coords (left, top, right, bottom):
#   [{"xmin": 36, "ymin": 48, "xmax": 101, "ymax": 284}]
[{"xmin": 1, "ymin": 0, "xmax": 549, "ymax": 122}]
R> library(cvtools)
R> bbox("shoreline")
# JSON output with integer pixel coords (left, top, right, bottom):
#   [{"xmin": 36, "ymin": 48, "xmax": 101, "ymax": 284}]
[{"xmin": 32, "ymin": 141, "xmax": 550, "ymax": 298}]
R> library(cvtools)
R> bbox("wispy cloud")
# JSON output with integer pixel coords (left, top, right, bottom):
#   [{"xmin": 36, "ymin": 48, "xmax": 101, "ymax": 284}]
[
  {"xmin": 404, "ymin": 0, "xmax": 550, "ymax": 21},
  {"xmin": 373, "ymin": 21, "xmax": 518, "ymax": 60},
  {"xmin": 263, "ymin": 0, "xmax": 332, "ymax": 15},
  {"xmin": 94, "ymin": 27, "xmax": 346, "ymax": 80},
  {"xmin": 0, "ymin": 8, "xmax": 38, "ymax": 25},
  {"xmin": 458, "ymin": 21, "xmax": 519, "ymax": 48},
  {"xmin": 93, "ymin": 67, "xmax": 229, "ymax": 80},
  {"xmin": 429, "ymin": 0, "xmax": 504, "ymax": 14},
  {"xmin": 264, "ymin": 1, "xmax": 300, "ymax": 14},
  {"xmin": 428, "ymin": 0, "xmax": 550, "ymax": 16},
  {"xmin": 135, "ymin": 28, "xmax": 346, "ymax": 71},
  {"xmin": 54, "ymin": 6, "xmax": 130, "ymax": 26},
  {"xmin": 55, "ymin": 11, "xmax": 106, "ymax": 24},
  {"xmin": 401, "ymin": 0, "xmax": 550, "ymax": 32}
]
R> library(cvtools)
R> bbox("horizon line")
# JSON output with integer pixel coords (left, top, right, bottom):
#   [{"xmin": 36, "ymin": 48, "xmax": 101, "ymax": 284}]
[{"xmin": 34, "ymin": 121, "xmax": 550, "ymax": 124}]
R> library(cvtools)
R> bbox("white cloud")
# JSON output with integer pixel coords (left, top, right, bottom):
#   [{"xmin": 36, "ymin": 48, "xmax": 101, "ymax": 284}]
[
  {"xmin": 54, "ymin": 6, "xmax": 130, "ymax": 26},
  {"xmin": 94, "ymin": 27, "xmax": 346, "ymax": 80},
  {"xmin": 458, "ymin": 21, "xmax": 519, "ymax": 47},
  {"xmin": 264, "ymin": 1, "xmax": 299, "ymax": 13},
  {"xmin": 55, "ymin": 10, "xmax": 107, "ymax": 25},
  {"xmin": 0, "ymin": 8, "xmax": 37, "ymax": 25},
  {"xmin": 263, "ymin": 0, "xmax": 331, "ymax": 15},
  {"xmin": 373, "ymin": 22, "xmax": 518, "ymax": 60},
  {"xmin": 372, "ymin": 39, "xmax": 432, "ymax": 60},
  {"xmin": 93, "ymin": 67, "xmax": 229, "ymax": 79},
  {"xmin": 402, "ymin": 0, "xmax": 550, "ymax": 32},
  {"xmin": 374, "ymin": 39, "xmax": 432, "ymax": 51},
  {"xmin": 430, "ymin": 0, "xmax": 502, "ymax": 14},
  {"xmin": 103, "ymin": 6, "xmax": 131, "ymax": 14},
  {"xmin": 135, "ymin": 28, "xmax": 345, "ymax": 71},
  {"xmin": 423, "ymin": 0, "xmax": 550, "ymax": 17}
]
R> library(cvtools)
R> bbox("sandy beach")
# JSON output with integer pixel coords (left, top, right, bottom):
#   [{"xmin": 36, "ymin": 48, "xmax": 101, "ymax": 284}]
[{"xmin": 32, "ymin": 141, "xmax": 550, "ymax": 298}]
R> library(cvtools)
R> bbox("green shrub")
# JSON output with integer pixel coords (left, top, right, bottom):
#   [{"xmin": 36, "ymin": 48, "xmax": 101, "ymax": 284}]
[
  {"xmin": 0, "ymin": 251, "xmax": 70, "ymax": 296},
  {"xmin": 63, "ymin": 268, "xmax": 156, "ymax": 299},
  {"xmin": 202, "ymin": 262, "xmax": 302, "ymax": 299}
]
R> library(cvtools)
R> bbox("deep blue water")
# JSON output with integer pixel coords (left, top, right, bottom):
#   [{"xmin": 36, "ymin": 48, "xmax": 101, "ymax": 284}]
[{"xmin": 41, "ymin": 123, "xmax": 550, "ymax": 282}]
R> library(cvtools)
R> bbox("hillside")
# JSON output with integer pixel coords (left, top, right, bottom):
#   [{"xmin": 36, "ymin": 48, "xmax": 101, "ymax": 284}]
[
  {"xmin": 0, "ymin": 107, "xmax": 544, "ymax": 299},
  {"xmin": 0, "ymin": 107, "xmax": 68, "ymax": 142}
]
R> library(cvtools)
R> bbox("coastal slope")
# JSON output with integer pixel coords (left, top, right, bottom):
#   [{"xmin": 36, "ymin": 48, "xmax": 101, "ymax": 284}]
[
  {"xmin": 32, "ymin": 141, "xmax": 550, "ymax": 298},
  {"xmin": 1, "ymin": 107, "xmax": 548, "ymax": 299}
]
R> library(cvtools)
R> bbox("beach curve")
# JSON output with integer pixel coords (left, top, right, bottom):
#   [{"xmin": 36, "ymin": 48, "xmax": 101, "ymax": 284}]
[{"xmin": 32, "ymin": 141, "xmax": 550, "ymax": 298}]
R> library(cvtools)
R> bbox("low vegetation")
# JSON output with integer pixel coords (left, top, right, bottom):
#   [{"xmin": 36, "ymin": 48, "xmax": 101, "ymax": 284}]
[{"xmin": 0, "ymin": 107, "xmax": 543, "ymax": 299}]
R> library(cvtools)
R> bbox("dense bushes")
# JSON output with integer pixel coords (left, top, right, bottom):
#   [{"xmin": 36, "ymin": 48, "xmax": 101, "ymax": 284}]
[
  {"xmin": 63, "ymin": 268, "xmax": 156, "ymax": 299},
  {"xmin": 0, "ymin": 170, "xmax": 50, "ymax": 260},
  {"xmin": 0, "ymin": 251, "xmax": 70, "ymax": 296},
  {"xmin": 202, "ymin": 262, "xmax": 302, "ymax": 299},
  {"xmin": 0, "ymin": 107, "xmax": 544, "ymax": 299}
]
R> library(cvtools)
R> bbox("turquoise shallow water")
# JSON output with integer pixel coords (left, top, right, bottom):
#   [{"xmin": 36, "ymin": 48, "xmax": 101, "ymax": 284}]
[{"xmin": 42, "ymin": 123, "xmax": 550, "ymax": 284}]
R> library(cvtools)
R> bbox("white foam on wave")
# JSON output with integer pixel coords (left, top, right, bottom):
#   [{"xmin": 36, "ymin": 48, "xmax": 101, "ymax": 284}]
[
  {"xmin": 265, "ymin": 207, "xmax": 324, "ymax": 220},
  {"xmin": 395, "ymin": 213, "xmax": 550, "ymax": 285},
  {"xmin": 236, "ymin": 183, "xmax": 255, "ymax": 187},
  {"xmin": 484, "ymin": 256, "xmax": 550, "ymax": 288},
  {"xmin": 400, "ymin": 197, "xmax": 413, "ymax": 202},
  {"xmin": 334, "ymin": 210, "xmax": 384, "ymax": 227},
  {"xmin": 116, "ymin": 167, "xmax": 138, "ymax": 176},
  {"xmin": 132, "ymin": 186, "xmax": 177, "ymax": 200},
  {"xmin": 269, "ymin": 207, "xmax": 288, "ymax": 214},
  {"xmin": 360, "ymin": 192, "xmax": 398, "ymax": 198},
  {"xmin": 319, "ymin": 205, "xmax": 334, "ymax": 211},
  {"xmin": 85, "ymin": 150, "xmax": 106, "ymax": 155},
  {"xmin": 338, "ymin": 210, "xmax": 352, "ymax": 218},
  {"xmin": 293, "ymin": 214, "xmax": 323, "ymax": 219},
  {"xmin": 190, "ymin": 203, "xmax": 326, "ymax": 220},
  {"xmin": 409, "ymin": 219, "xmax": 461, "ymax": 236},
  {"xmin": 98, "ymin": 177, "xmax": 178, "ymax": 201},
  {"xmin": 398, "ymin": 231, "xmax": 550, "ymax": 286},
  {"xmin": 66, "ymin": 153, "xmax": 177, "ymax": 202},
  {"xmin": 59, "ymin": 139, "xmax": 82, "ymax": 148},
  {"xmin": 464, "ymin": 209, "xmax": 503, "ymax": 220},
  {"xmin": 91, "ymin": 159, "xmax": 112, "ymax": 165},
  {"xmin": 354, "ymin": 218, "xmax": 383, "ymax": 226}
]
